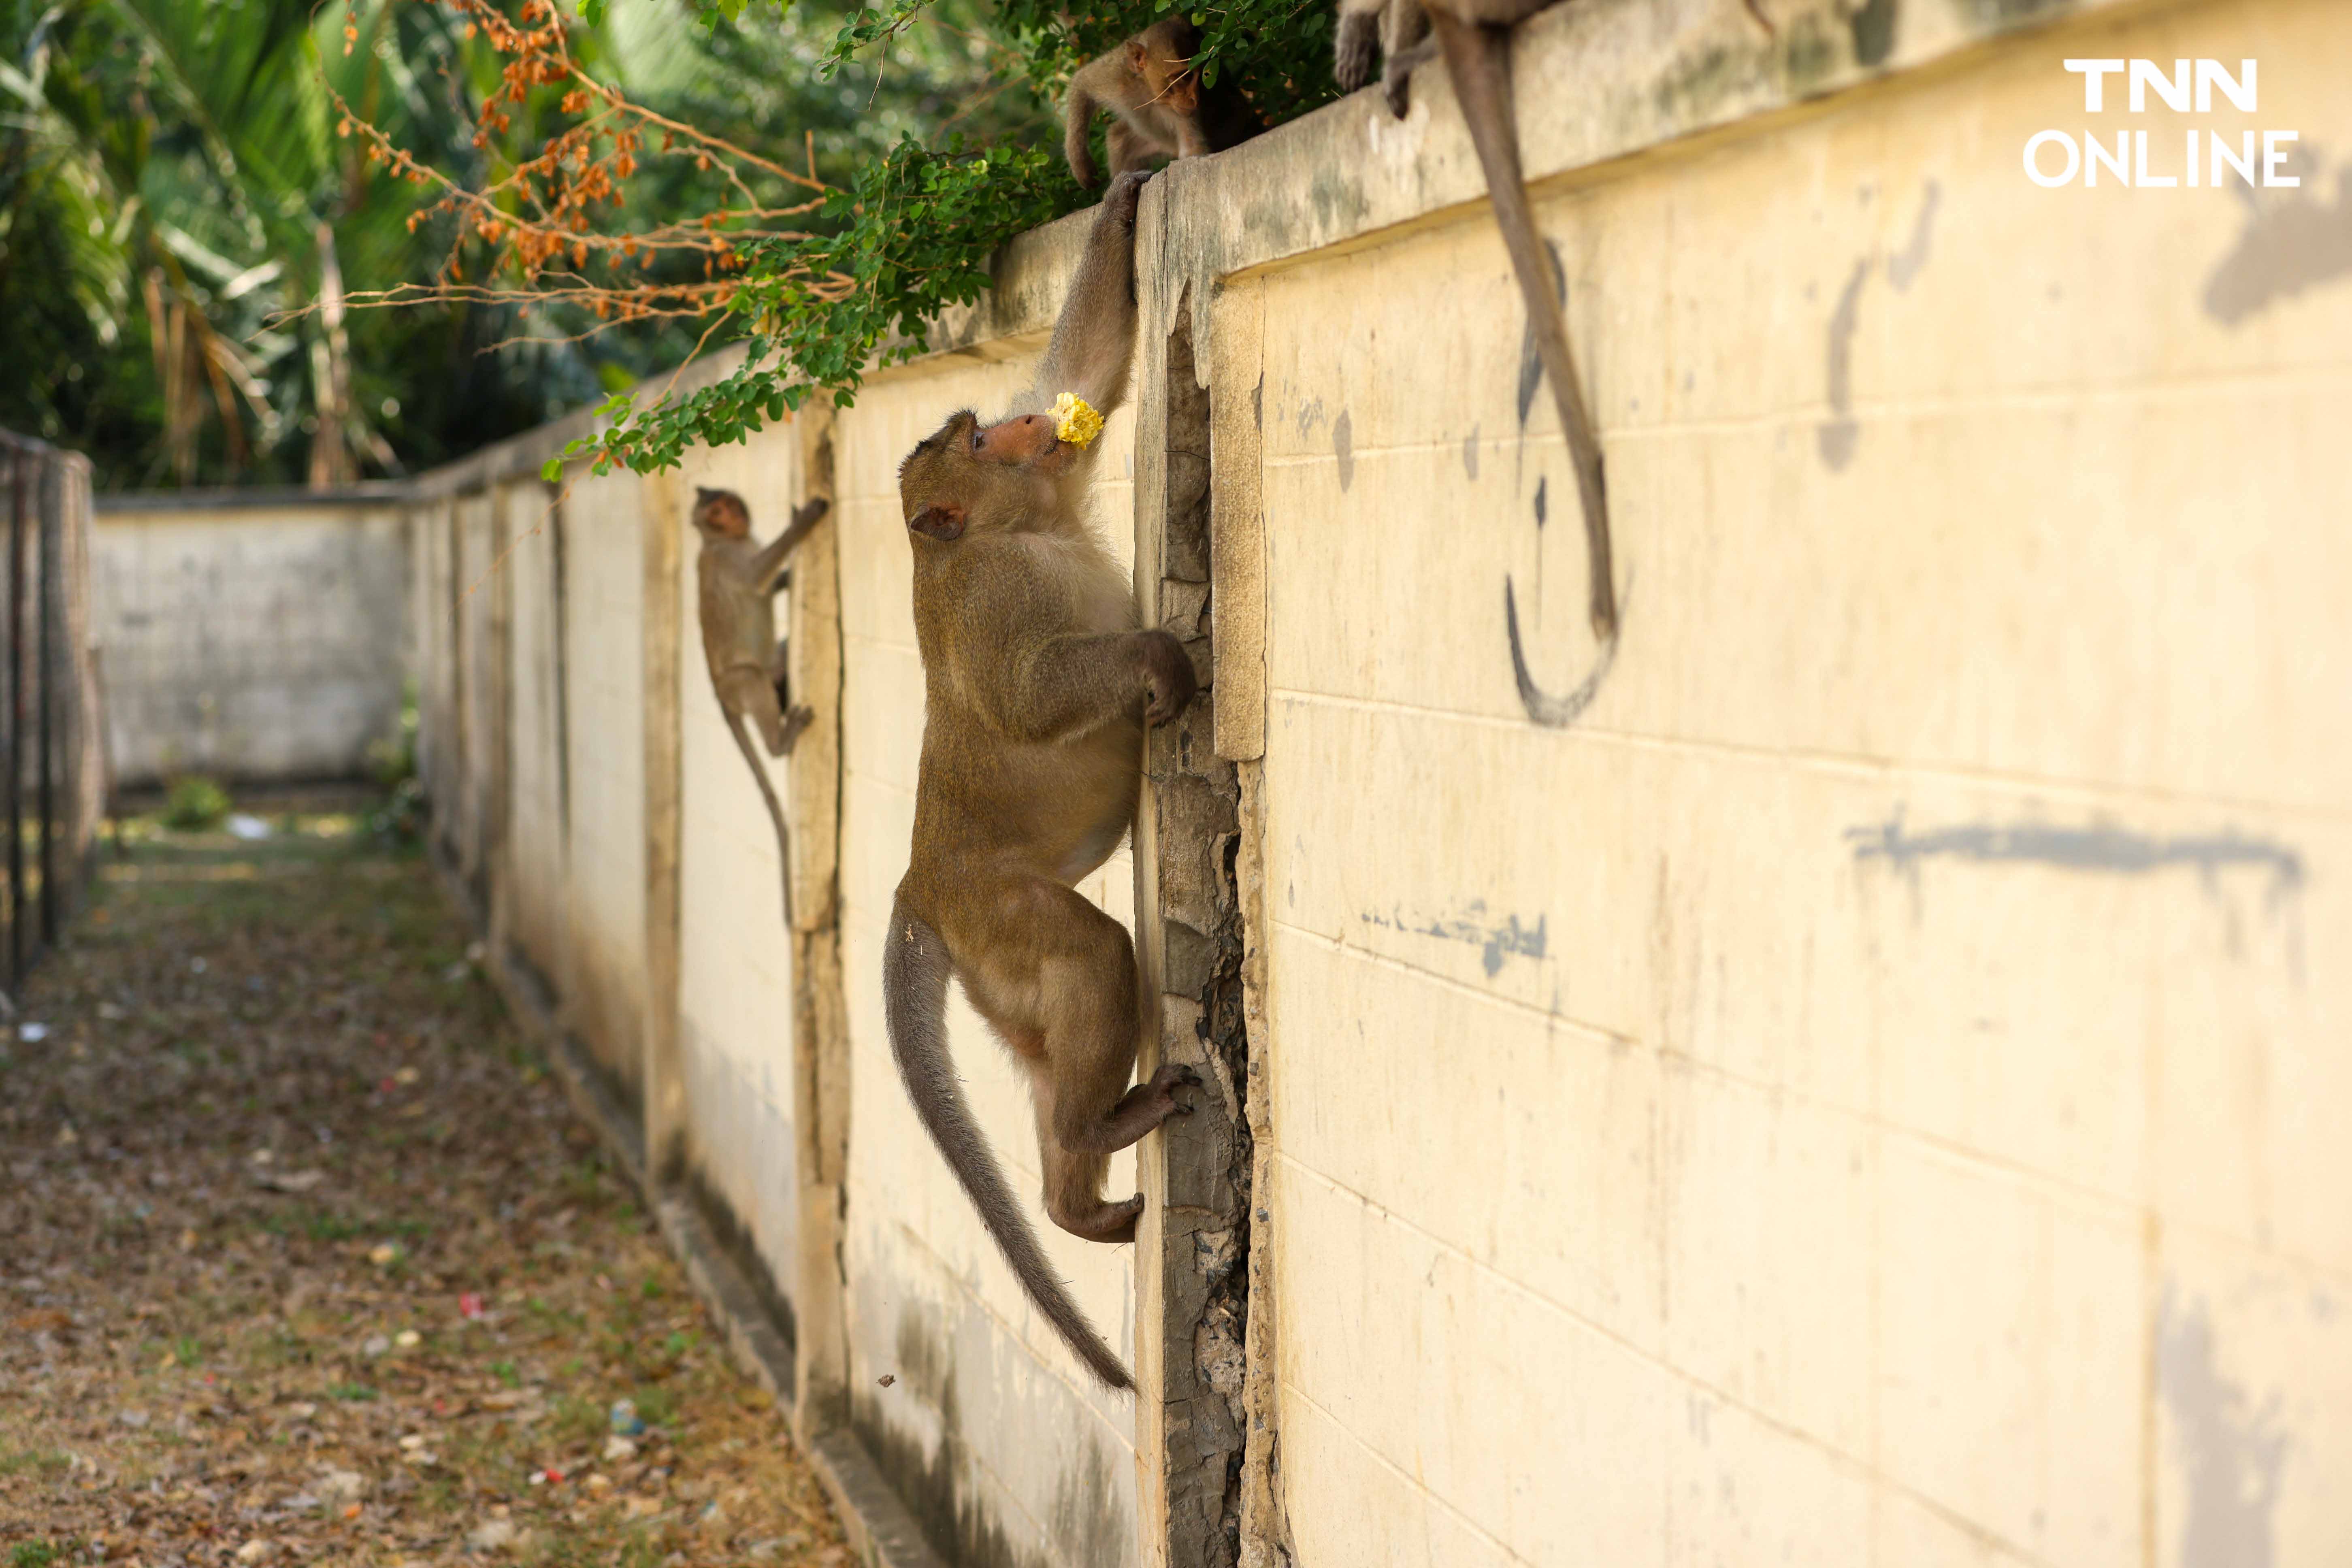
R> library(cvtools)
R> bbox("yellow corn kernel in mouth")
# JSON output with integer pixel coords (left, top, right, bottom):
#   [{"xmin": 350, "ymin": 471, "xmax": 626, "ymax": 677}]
[{"xmin": 1051, "ymin": 392, "xmax": 1105, "ymax": 449}]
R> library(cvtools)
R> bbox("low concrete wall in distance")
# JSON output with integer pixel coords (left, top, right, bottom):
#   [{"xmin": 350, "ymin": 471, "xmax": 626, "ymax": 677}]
[{"xmin": 92, "ymin": 490, "xmax": 411, "ymax": 788}]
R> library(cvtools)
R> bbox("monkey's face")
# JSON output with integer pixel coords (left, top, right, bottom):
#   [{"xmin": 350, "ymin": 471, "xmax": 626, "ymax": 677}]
[
  {"xmin": 1137, "ymin": 53, "xmax": 1198, "ymax": 113},
  {"xmin": 1155, "ymin": 68, "xmax": 1199, "ymax": 115},
  {"xmin": 898, "ymin": 409, "xmax": 1072, "ymax": 543},
  {"xmin": 692, "ymin": 487, "xmax": 752, "ymax": 538}
]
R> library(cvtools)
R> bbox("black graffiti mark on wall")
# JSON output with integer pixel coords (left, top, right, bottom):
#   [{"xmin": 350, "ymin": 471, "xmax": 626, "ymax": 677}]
[
  {"xmin": 1505, "ymin": 236, "xmax": 1617, "ymax": 727},
  {"xmin": 1847, "ymin": 812, "xmax": 2306, "ymax": 903},
  {"xmin": 1816, "ymin": 259, "xmax": 1869, "ymax": 470},
  {"xmin": 1887, "ymin": 181, "xmax": 1941, "ymax": 291},
  {"xmin": 1506, "ymin": 575, "xmax": 1617, "ymax": 728},
  {"xmin": 1363, "ymin": 900, "xmax": 1548, "ymax": 978}
]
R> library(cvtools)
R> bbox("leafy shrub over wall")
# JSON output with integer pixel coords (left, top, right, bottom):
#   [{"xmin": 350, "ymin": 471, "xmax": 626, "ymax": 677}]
[{"xmin": 552, "ymin": 0, "xmax": 1343, "ymax": 480}]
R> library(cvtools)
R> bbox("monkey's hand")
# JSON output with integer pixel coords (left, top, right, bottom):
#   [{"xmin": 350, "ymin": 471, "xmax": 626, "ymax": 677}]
[
  {"xmin": 1104, "ymin": 166, "xmax": 1154, "ymax": 230},
  {"xmin": 1139, "ymin": 630, "xmax": 1197, "ymax": 726},
  {"xmin": 1334, "ymin": 11, "xmax": 1378, "ymax": 91}
]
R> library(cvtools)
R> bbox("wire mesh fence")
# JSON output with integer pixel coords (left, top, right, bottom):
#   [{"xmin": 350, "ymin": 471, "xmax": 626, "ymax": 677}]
[{"xmin": 2, "ymin": 429, "xmax": 105, "ymax": 1006}]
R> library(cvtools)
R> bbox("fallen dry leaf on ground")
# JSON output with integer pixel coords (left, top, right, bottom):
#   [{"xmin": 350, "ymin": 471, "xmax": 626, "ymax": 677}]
[{"xmin": 0, "ymin": 797, "xmax": 847, "ymax": 1567}]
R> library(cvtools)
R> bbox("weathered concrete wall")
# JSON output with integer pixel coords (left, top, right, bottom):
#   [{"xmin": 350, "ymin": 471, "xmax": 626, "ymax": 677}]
[
  {"xmin": 555, "ymin": 469, "xmax": 653, "ymax": 1105},
  {"xmin": 1212, "ymin": 1, "xmax": 2352, "ymax": 1564},
  {"xmin": 92, "ymin": 495, "xmax": 409, "ymax": 787},
  {"xmin": 671, "ymin": 438, "xmax": 809, "ymax": 1330},
  {"xmin": 403, "ymin": 0, "xmax": 2352, "ymax": 1563}
]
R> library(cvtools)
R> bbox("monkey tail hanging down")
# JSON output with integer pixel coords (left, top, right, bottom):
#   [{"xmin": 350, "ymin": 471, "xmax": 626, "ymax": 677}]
[
  {"xmin": 689, "ymin": 486, "xmax": 830, "ymax": 927},
  {"xmin": 884, "ymin": 169, "xmax": 1199, "ymax": 1391}
]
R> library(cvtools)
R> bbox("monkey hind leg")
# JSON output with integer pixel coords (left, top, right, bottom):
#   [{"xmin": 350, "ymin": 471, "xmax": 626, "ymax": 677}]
[
  {"xmin": 766, "ymin": 649, "xmax": 815, "ymax": 754},
  {"xmin": 885, "ymin": 896, "xmax": 1135, "ymax": 1388},
  {"xmin": 1031, "ymin": 1089, "xmax": 1140, "ymax": 1242},
  {"xmin": 959, "ymin": 879, "xmax": 1196, "ymax": 1240},
  {"xmin": 1335, "ymin": 8, "xmax": 1379, "ymax": 90},
  {"xmin": 1381, "ymin": 35, "xmax": 1436, "ymax": 117},
  {"xmin": 716, "ymin": 665, "xmax": 797, "ymax": 756},
  {"xmin": 1030, "ymin": 1061, "xmax": 1199, "ymax": 1243}
]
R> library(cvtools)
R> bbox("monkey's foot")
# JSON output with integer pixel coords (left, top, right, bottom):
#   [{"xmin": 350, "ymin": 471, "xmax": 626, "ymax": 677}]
[
  {"xmin": 1334, "ymin": 17, "xmax": 1377, "ymax": 91},
  {"xmin": 1055, "ymin": 1193, "xmax": 1146, "ymax": 1245},
  {"xmin": 1144, "ymin": 1062, "xmax": 1201, "ymax": 1112},
  {"xmin": 1123, "ymin": 1062, "xmax": 1200, "ymax": 1130},
  {"xmin": 1382, "ymin": 64, "xmax": 1416, "ymax": 118},
  {"xmin": 776, "ymin": 705, "xmax": 816, "ymax": 754}
]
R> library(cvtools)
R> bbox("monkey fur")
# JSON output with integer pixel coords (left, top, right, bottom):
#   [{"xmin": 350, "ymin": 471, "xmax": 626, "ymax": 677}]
[
  {"xmin": 690, "ymin": 485, "xmax": 828, "ymax": 927},
  {"xmin": 1064, "ymin": 17, "xmax": 1262, "ymax": 190},
  {"xmin": 884, "ymin": 170, "xmax": 1199, "ymax": 1391}
]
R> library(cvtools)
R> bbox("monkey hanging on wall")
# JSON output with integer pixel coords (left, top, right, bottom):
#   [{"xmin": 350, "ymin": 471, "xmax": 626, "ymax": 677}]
[
  {"xmin": 884, "ymin": 168, "xmax": 1199, "ymax": 1391},
  {"xmin": 689, "ymin": 486, "xmax": 829, "ymax": 927}
]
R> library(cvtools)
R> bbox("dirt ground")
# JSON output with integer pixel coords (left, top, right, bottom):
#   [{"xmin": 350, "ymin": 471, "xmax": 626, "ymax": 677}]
[{"xmin": 0, "ymin": 799, "xmax": 847, "ymax": 1568}]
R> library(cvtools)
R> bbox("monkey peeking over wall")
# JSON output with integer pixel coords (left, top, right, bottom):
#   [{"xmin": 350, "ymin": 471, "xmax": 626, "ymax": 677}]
[
  {"xmin": 884, "ymin": 169, "xmax": 1199, "ymax": 1391},
  {"xmin": 1063, "ymin": 17, "xmax": 1263, "ymax": 190},
  {"xmin": 690, "ymin": 486, "xmax": 829, "ymax": 928}
]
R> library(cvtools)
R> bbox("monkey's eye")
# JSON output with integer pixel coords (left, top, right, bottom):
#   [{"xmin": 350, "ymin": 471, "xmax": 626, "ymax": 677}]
[{"xmin": 968, "ymin": 424, "xmax": 982, "ymax": 452}]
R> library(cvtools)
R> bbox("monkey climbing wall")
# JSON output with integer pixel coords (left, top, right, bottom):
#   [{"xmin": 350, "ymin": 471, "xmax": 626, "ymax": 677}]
[{"xmin": 401, "ymin": 0, "xmax": 2352, "ymax": 1564}]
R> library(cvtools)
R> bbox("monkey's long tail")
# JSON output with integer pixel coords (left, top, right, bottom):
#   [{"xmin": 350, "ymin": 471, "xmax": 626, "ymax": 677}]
[
  {"xmin": 882, "ymin": 897, "xmax": 1136, "ymax": 1391},
  {"xmin": 725, "ymin": 709, "xmax": 794, "ymax": 930},
  {"xmin": 1432, "ymin": 11, "xmax": 1617, "ymax": 643}
]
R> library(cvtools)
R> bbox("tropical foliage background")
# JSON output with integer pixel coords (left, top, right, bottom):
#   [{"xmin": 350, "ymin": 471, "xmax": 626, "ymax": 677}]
[{"xmin": 0, "ymin": 0, "xmax": 1336, "ymax": 491}]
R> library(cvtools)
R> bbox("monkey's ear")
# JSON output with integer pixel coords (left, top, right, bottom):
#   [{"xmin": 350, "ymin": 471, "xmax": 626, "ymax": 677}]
[
  {"xmin": 908, "ymin": 504, "xmax": 966, "ymax": 542},
  {"xmin": 1125, "ymin": 39, "xmax": 1147, "ymax": 72}
]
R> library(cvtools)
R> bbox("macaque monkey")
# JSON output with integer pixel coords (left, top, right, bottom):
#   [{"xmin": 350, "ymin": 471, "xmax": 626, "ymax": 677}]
[
  {"xmin": 884, "ymin": 169, "xmax": 1197, "ymax": 1391},
  {"xmin": 1332, "ymin": 0, "xmax": 1629, "ymax": 643},
  {"xmin": 690, "ymin": 486, "xmax": 828, "ymax": 926},
  {"xmin": 1063, "ymin": 18, "xmax": 1262, "ymax": 190}
]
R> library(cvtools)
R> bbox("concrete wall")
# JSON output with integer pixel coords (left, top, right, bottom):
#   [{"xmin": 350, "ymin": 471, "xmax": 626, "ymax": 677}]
[
  {"xmin": 406, "ymin": 0, "xmax": 2352, "ymax": 1564},
  {"xmin": 1230, "ymin": 3, "xmax": 2350, "ymax": 1564},
  {"xmin": 92, "ymin": 494, "xmax": 410, "ymax": 787}
]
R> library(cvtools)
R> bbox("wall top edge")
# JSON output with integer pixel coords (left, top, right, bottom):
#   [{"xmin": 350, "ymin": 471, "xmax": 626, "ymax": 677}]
[
  {"xmin": 403, "ymin": 0, "xmax": 2132, "ymax": 497},
  {"xmin": 96, "ymin": 484, "xmax": 414, "ymax": 514}
]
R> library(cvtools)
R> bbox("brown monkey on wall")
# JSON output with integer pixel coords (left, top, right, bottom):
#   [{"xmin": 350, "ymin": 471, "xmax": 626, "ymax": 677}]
[
  {"xmin": 1064, "ymin": 17, "xmax": 1262, "ymax": 190},
  {"xmin": 884, "ymin": 169, "xmax": 1197, "ymax": 1391},
  {"xmin": 690, "ymin": 485, "xmax": 829, "ymax": 926}
]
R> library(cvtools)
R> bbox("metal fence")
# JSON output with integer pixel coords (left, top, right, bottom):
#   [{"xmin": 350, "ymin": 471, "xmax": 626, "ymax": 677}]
[{"xmin": 2, "ymin": 430, "xmax": 104, "ymax": 1005}]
